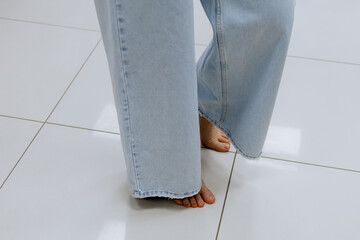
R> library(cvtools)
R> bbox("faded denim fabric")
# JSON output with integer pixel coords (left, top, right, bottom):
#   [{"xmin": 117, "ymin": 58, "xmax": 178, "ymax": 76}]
[{"xmin": 94, "ymin": 0, "xmax": 295, "ymax": 198}]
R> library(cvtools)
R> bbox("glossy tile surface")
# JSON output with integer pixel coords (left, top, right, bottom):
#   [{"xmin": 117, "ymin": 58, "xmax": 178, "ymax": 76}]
[
  {"xmin": 218, "ymin": 155, "xmax": 360, "ymax": 240},
  {"xmin": 262, "ymin": 57, "xmax": 360, "ymax": 171},
  {"xmin": 0, "ymin": 116, "xmax": 42, "ymax": 184},
  {"xmin": 48, "ymin": 41, "xmax": 118, "ymax": 133},
  {"xmin": 0, "ymin": 123, "xmax": 235, "ymax": 239},
  {"xmin": 0, "ymin": 1, "xmax": 359, "ymax": 239},
  {"xmin": 0, "ymin": 19, "xmax": 100, "ymax": 121},
  {"xmin": 0, "ymin": 0, "xmax": 100, "ymax": 31},
  {"xmin": 288, "ymin": 0, "xmax": 360, "ymax": 64}
]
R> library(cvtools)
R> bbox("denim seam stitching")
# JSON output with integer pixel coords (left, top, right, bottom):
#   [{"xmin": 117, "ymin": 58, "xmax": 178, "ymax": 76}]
[
  {"xmin": 215, "ymin": 0, "xmax": 228, "ymax": 124},
  {"xmin": 130, "ymin": 184, "xmax": 202, "ymax": 198},
  {"xmin": 198, "ymin": 106, "xmax": 262, "ymax": 160},
  {"xmin": 114, "ymin": 0, "xmax": 140, "ymax": 190}
]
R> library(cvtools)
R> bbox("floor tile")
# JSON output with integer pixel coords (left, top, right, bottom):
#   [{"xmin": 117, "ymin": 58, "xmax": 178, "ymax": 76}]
[
  {"xmin": 0, "ymin": 123, "xmax": 234, "ymax": 240},
  {"xmin": 0, "ymin": 0, "xmax": 100, "ymax": 31},
  {"xmin": 0, "ymin": 116, "xmax": 42, "ymax": 184},
  {"xmin": 0, "ymin": 19, "xmax": 100, "ymax": 121},
  {"xmin": 289, "ymin": 0, "xmax": 360, "ymax": 64},
  {"xmin": 48, "ymin": 41, "xmax": 118, "ymax": 133},
  {"xmin": 218, "ymin": 155, "xmax": 360, "ymax": 240},
  {"xmin": 0, "ymin": 0, "xmax": 358, "ymax": 239},
  {"xmin": 262, "ymin": 57, "xmax": 360, "ymax": 171}
]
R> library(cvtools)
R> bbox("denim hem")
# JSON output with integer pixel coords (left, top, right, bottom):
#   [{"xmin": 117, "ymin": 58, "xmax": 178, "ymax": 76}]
[
  {"xmin": 198, "ymin": 108, "xmax": 262, "ymax": 160},
  {"xmin": 130, "ymin": 183, "xmax": 202, "ymax": 199}
]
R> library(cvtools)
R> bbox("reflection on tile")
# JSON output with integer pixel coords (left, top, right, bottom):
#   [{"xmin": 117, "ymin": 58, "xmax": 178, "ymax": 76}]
[
  {"xmin": 218, "ymin": 155, "xmax": 360, "ymax": 240},
  {"xmin": 0, "ymin": 0, "xmax": 100, "ymax": 31},
  {"xmin": 262, "ymin": 57, "xmax": 360, "ymax": 171},
  {"xmin": 265, "ymin": 125, "xmax": 302, "ymax": 156},
  {"xmin": 0, "ymin": 19, "xmax": 100, "ymax": 121},
  {"xmin": 0, "ymin": 123, "xmax": 234, "ymax": 239},
  {"xmin": 0, "ymin": 116, "xmax": 42, "ymax": 184}
]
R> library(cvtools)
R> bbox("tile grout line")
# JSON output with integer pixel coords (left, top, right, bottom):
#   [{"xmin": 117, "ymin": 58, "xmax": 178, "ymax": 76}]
[
  {"xmin": 0, "ymin": 17, "xmax": 100, "ymax": 32},
  {"xmin": 45, "ymin": 121, "xmax": 120, "ymax": 135},
  {"xmin": 215, "ymin": 150, "xmax": 237, "ymax": 240},
  {"xmin": 196, "ymin": 42, "xmax": 360, "ymax": 66},
  {"xmin": 287, "ymin": 54, "xmax": 360, "ymax": 66},
  {"xmin": 213, "ymin": 152, "xmax": 359, "ymax": 239},
  {"xmin": 0, "ymin": 114, "xmax": 239, "ymax": 153},
  {"xmin": 3, "ymin": 15, "xmax": 359, "ymax": 67},
  {"xmin": 0, "ymin": 122, "xmax": 46, "ymax": 190},
  {"xmin": 0, "ymin": 114, "xmax": 120, "ymax": 135},
  {"xmin": 0, "ymin": 114, "xmax": 44, "ymax": 124},
  {"xmin": 0, "ymin": 39, "xmax": 101, "ymax": 190},
  {"xmin": 261, "ymin": 155, "xmax": 360, "ymax": 174},
  {"xmin": 1, "ymin": 17, "xmax": 360, "ymax": 66},
  {"xmin": 42, "ymin": 38, "xmax": 102, "ymax": 123}
]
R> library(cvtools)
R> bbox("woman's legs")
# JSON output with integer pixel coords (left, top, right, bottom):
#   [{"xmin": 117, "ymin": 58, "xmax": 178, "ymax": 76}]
[
  {"xmin": 175, "ymin": 0, "xmax": 296, "ymax": 207},
  {"xmin": 197, "ymin": 0, "xmax": 296, "ymax": 159},
  {"xmin": 93, "ymin": 0, "xmax": 296, "ymax": 206},
  {"xmin": 94, "ymin": 0, "xmax": 202, "ymax": 199}
]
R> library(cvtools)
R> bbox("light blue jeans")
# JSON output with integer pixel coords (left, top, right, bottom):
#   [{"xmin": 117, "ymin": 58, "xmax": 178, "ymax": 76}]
[{"xmin": 94, "ymin": 0, "xmax": 295, "ymax": 199}]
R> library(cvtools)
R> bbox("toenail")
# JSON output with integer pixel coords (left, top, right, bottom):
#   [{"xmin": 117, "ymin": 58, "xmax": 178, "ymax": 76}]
[{"xmin": 224, "ymin": 144, "xmax": 230, "ymax": 149}]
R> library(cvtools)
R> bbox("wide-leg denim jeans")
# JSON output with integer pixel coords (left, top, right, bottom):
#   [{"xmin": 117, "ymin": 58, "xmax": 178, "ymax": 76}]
[{"xmin": 94, "ymin": 0, "xmax": 296, "ymax": 199}]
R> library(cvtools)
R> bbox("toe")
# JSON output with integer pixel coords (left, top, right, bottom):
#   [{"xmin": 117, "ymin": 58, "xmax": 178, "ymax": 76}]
[
  {"xmin": 200, "ymin": 181, "xmax": 215, "ymax": 204},
  {"xmin": 221, "ymin": 142, "xmax": 231, "ymax": 151},
  {"xmin": 222, "ymin": 135, "xmax": 229, "ymax": 139},
  {"xmin": 182, "ymin": 198, "xmax": 191, "ymax": 208},
  {"xmin": 173, "ymin": 199, "xmax": 182, "ymax": 206},
  {"xmin": 220, "ymin": 132, "xmax": 229, "ymax": 139},
  {"xmin": 217, "ymin": 139, "xmax": 230, "ymax": 149},
  {"xmin": 201, "ymin": 190, "xmax": 215, "ymax": 204},
  {"xmin": 218, "ymin": 136, "xmax": 230, "ymax": 144},
  {"xmin": 214, "ymin": 140, "xmax": 230, "ymax": 152},
  {"xmin": 195, "ymin": 193, "xmax": 205, "ymax": 207},
  {"xmin": 205, "ymin": 140, "xmax": 229, "ymax": 152},
  {"xmin": 189, "ymin": 196, "xmax": 197, "ymax": 208}
]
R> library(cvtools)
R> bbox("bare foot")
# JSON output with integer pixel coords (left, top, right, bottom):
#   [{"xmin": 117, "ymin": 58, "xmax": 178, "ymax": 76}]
[
  {"xmin": 199, "ymin": 114, "xmax": 231, "ymax": 152},
  {"xmin": 173, "ymin": 179, "xmax": 215, "ymax": 208}
]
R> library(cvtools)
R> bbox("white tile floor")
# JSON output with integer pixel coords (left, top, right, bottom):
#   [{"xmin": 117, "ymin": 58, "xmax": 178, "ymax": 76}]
[{"xmin": 0, "ymin": 1, "xmax": 359, "ymax": 239}]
